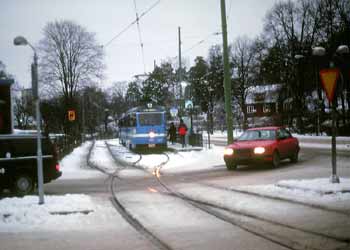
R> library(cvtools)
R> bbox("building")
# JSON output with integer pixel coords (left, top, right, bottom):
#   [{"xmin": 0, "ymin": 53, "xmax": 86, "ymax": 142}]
[{"xmin": 245, "ymin": 84, "xmax": 282, "ymax": 127}]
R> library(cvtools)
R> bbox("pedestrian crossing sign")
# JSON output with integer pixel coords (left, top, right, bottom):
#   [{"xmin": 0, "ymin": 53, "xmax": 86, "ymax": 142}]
[{"xmin": 319, "ymin": 69, "xmax": 340, "ymax": 103}]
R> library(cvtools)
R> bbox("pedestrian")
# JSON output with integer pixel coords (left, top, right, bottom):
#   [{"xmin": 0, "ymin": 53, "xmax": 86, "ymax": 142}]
[
  {"xmin": 178, "ymin": 119, "xmax": 187, "ymax": 148},
  {"xmin": 168, "ymin": 122, "xmax": 176, "ymax": 145}
]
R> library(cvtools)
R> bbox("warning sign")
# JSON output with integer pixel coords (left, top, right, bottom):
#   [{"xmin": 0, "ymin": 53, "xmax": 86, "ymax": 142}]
[
  {"xmin": 68, "ymin": 110, "xmax": 76, "ymax": 121},
  {"xmin": 319, "ymin": 69, "xmax": 340, "ymax": 103}
]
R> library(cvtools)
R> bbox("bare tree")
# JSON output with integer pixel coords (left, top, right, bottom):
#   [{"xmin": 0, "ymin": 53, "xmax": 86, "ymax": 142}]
[
  {"xmin": 38, "ymin": 20, "xmax": 104, "ymax": 139},
  {"xmin": 263, "ymin": 0, "xmax": 322, "ymax": 132},
  {"xmin": 39, "ymin": 20, "xmax": 104, "ymax": 101},
  {"xmin": 230, "ymin": 36, "xmax": 257, "ymax": 129}
]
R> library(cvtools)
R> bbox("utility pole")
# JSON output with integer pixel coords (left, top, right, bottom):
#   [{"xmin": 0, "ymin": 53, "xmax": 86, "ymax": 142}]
[
  {"xmin": 220, "ymin": 0, "xmax": 234, "ymax": 144},
  {"xmin": 178, "ymin": 27, "xmax": 182, "ymax": 101},
  {"xmin": 32, "ymin": 50, "xmax": 44, "ymax": 204},
  {"xmin": 81, "ymin": 92, "xmax": 85, "ymax": 142}
]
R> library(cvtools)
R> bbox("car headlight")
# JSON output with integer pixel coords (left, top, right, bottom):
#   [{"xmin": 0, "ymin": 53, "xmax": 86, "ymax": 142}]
[
  {"xmin": 254, "ymin": 147, "xmax": 265, "ymax": 154},
  {"xmin": 149, "ymin": 131, "xmax": 156, "ymax": 138},
  {"xmin": 224, "ymin": 148, "xmax": 234, "ymax": 156}
]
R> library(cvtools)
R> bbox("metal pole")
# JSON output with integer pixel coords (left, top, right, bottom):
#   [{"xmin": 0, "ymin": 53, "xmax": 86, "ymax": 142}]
[
  {"xmin": 81, "ymin": 93, "xmax": 85, "ymax": 142},
  {"xmin": 207, "ymin": 115, "xmax": 211, "ymax": 149},
  {"xmin": 33, "ymin": 53, "xmax": 45, "ymax": 204},
  {"xmin": 178, "ymin": 27, "xmax": 182, "ymax": 107},
  {"xmin": 220, "ymin": 0, "xmax": 234, "ymax": 144},
  {"xmin": 330, "ymin": 100, "xmax": 339, "ymax": 183}
]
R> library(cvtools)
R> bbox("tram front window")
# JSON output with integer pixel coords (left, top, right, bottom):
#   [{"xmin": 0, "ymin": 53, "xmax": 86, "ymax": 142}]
[{"xmin": 139, "ymin": 113, "xmax": 162, "ymax": 126}]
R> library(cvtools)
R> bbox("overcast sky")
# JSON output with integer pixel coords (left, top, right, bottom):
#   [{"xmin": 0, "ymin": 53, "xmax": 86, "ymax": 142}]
[{"xmin": 1, "ymin": 0, "xmax": 279, "ymax": 89}]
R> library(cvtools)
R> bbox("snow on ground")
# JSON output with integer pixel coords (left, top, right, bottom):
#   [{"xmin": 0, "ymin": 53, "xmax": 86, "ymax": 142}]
[
  {"xmin": 299, "ymin": 142, "xmax": 350, "ymax": 150},
  {"xmin": 0, "ymin": 194, "xmax": 120, "ymax": 232},
  {"xmin": 277, "ymin": 178, "xmax": 350, "ymax": 193},
  {"xmin": 234, "ymin": 178, "xmax": 350, "ymax": 212},
  {"xmin": 105, "ymin": 139, "xmax": 224, "ymax": 174},
  {"xmin": 90, "ymin": 140, "xmax": 118, "ymax": 174},
  {"xmin": 60, "ymin": 141, "xmax": 104, "ymax": 179}
]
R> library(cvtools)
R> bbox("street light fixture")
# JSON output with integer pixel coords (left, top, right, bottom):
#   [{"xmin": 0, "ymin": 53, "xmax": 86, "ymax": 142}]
[
  {"xmin": 312, "ymin": 46, "xmax": 326, "ymax": 57},
  {"xmin": 14, "ymin": 36, "xmax": 45, "ymax": 204},
  {"xmin": 336, "ymin": 45, "xmax": 349, "ymax": 55}
]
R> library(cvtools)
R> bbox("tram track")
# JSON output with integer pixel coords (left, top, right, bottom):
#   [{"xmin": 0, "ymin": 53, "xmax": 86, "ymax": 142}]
[
  {"xmin": 87, "ymin": 140, "xmax": 174, "ymax": 250},
  {"xmin": 152, "ymin": 159, "xmax": 350, "ymax": 250},
  {"xmin": 89, "ymin": 140, "xmax": 350, "ymax": 250}
]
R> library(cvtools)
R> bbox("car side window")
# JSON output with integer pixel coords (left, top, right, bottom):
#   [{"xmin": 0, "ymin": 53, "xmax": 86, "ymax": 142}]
[
  {"xmin": 278, "ymin": 128, "xmax": 291, "ymax": 139},
  {"xmin": 283, "ymin": 129, "xmax": 292, "ymax": 138},
  {"xmin": 277, "ymin": 129, "xmax": 282, "ymax": 139}
]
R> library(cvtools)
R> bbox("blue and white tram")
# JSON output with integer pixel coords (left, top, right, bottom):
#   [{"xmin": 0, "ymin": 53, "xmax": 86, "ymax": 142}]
[{"xmin": 119, "ymin": 105, "xmax": 167, "ymax": 149}]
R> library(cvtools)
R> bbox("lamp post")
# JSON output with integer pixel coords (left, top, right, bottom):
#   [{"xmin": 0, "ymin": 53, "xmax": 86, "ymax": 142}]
[
  {"xmin": 312, "ymin": 45, "xmax": 349, "ymax": 184},
  {"xmin": 14, "ymin": 36, "xmax": 44, "ymax": 204},
  {"xmin": 294, "ymin": 54, "xmax": 306, "ymax": 133}
]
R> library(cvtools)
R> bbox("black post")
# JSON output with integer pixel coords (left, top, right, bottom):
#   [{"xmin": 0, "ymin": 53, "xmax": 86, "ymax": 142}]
[{"xmin": 331, "ymin": 100, "xmax": 339, "ymax": 183}]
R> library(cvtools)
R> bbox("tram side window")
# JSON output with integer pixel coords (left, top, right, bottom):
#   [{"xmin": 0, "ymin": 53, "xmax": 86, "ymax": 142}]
[
  {"xmin": 119, "ymin": 114, "xmax": 136, "ymax": 127},
  {"xmin": 129, "ymin": 115, "xmax": 136, "ymax": 127}
]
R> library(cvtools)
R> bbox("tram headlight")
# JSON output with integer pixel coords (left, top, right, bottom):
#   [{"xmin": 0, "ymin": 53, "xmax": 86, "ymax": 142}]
[{"xmin": 149, "ymin": 131, "xmax": 156, "ymax": 138}]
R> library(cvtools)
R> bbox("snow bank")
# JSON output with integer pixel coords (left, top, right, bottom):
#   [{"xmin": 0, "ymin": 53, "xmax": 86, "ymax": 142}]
[
  {"xmin": 234, "ymin": 178, "xmax": 350, "ymax": 212},
  {"xmin": 0, "ymin": 194, "xmax": 119, "ymax": 232},
  {"xmin": 59, "ymin": 141, "xmax": 104, "ymax": 179}
]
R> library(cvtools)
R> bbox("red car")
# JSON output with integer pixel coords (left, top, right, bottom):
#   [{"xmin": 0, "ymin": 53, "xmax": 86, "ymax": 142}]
[{"xmin": 224, "ymin": 126, "xmax": 299, "ymax": 170}]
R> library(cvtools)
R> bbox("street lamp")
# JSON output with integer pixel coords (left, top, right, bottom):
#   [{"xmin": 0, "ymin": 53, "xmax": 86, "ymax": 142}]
[
  {"xmin": 312, "ymin": 47, "xmax": 326, "ymax": 57},
  {"xmin": 14, "ymin": 36, "xmax": 45, "ymax": 204},
  {"xmin": 312, "ymin": 45, "xmax": 349, "ymax": 184},
  {"xmin": 294, "ymin": 54, "xmax": 307, "ymax": 133}
]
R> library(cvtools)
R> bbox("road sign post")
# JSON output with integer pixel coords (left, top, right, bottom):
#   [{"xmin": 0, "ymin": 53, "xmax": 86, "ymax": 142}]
[{"xmin": 319, "ymin": 69, "xmax": 340, "ymax": 183}]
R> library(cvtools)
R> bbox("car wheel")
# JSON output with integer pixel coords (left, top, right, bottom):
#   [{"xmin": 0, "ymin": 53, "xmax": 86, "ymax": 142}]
[
  {"xmin": 13, "ymin": 174, "xmax": 34, "ymax": 196},
  {"xmin": 290, "ymin": 150, "xmax": 299, "ymax": 163},
  {"xmin": 226, "ymin": 162, "xmax": 237, "ymax": 171},
  {"xmin": 272, "ymin": 151, "xmax": 280, "ymax": 168}
]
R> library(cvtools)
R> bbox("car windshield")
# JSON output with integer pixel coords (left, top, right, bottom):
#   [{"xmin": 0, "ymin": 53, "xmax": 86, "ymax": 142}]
[{"xmin": 237, "ymin": 129, "xmax": 276, "ymax": 141}]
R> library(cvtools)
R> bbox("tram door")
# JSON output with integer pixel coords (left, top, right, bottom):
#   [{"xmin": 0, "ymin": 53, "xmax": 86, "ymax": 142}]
[{"xmin": 0, "ymin": 79, "xmax": 13, "ymax": 134}]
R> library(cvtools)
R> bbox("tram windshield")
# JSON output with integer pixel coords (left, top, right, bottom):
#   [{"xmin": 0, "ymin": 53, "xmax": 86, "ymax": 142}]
[{"xmin": 138, "ymin": 113, "xmax": 162, "ymax": 126}]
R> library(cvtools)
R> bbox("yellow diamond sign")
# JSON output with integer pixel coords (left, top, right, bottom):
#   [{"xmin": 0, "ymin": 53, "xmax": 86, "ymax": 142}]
[{"xmin": 319, "ymin": 69, "xmax": 340, "ymax": 103}]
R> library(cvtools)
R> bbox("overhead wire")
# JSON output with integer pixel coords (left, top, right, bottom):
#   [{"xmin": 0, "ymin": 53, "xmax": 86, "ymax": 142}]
[
  {"xmin": 168, "ymin": 31, "xmax": 222, "ymax": 64},
  {"xmin": 133, "ymin": 0, "xmax": 147, "ymax": 73},
  {"xmin": 103, "ymin": 0, "xmax": 161, "ymax": 48},
  {"xmin": 182, "ymin": 32, "xmax": 221, "ymax": 55}
]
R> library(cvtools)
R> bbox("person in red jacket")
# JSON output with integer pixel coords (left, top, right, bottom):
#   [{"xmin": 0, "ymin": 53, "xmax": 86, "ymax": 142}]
[{"xmin": 178, "ymin": 119, "xmax": 187, "ymax": 148}]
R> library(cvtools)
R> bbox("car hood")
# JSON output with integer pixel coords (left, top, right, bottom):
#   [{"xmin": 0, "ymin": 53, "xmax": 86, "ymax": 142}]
[{"xmin": 228, "ymin": 140, "xmax": 275, "ymax": 149}]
